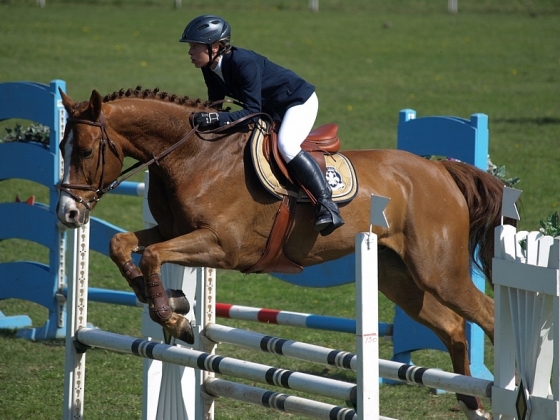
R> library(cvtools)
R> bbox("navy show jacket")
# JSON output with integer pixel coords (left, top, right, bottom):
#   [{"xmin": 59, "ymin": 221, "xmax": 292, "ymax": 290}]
[{"xmin": 201, "ymin": 46, "xmax": 315, "ymax": 126}]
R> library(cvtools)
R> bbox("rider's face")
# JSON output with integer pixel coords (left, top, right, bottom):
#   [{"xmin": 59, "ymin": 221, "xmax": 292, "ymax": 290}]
[
  {"xmin": 188, "ymin": 43, "xmax": 209, "ymax": 68},
  {"xmin": 188, "ymin": 42, "xmax": 219, "ymax": 68}
]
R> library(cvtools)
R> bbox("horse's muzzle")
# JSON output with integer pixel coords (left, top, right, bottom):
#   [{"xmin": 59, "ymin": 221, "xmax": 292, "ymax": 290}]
[{"xmin": 56, "ymin": 193, "xmax": 90, "ymax": 228}]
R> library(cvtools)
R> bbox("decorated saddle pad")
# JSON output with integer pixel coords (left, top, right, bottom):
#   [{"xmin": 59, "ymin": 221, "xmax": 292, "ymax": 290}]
[{"xmin": 250, "ymin": 120, "xmax": 358, "ymax": 204}]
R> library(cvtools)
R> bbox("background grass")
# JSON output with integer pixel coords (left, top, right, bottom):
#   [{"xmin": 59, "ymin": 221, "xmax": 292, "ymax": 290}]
[{"xmin": 0, "ymin": 0, "xmax": 559, "ymax": 419}]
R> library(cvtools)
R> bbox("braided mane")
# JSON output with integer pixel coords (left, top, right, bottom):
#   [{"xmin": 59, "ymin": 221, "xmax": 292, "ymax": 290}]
[{"xmin": 103, "ymin": 86, "xmax": 211, "ymax": 109}]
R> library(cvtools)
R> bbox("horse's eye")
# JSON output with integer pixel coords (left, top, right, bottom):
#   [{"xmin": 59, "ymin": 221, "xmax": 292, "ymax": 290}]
[{"xmin": 80, "ymin": 148, "xmax": 93, "ymax": 159}]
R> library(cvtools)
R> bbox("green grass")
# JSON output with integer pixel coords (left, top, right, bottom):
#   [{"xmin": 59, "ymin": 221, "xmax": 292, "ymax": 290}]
[{"xmin": 0, "ymin": 0, "xmax": 559, "ymax": 419}]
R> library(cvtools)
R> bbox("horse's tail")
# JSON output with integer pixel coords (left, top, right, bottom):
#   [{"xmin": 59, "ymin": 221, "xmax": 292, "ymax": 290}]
[{"xmin": 441, "ymin": 160, "xmax": 517, "ymax": 283}]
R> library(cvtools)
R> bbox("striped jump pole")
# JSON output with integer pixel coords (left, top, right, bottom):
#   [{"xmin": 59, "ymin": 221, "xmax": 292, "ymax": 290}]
[
  {"xmin": 378, "ymin": 360, "xmax": 492, "ymax": 399},
  {"xmin": 205, "ymin": 323, "xmax": 493, "ymax": 399},
  {"xmin": 205, "ymin": 378, "xmax": 400, "ymax": 420},
  {"xmin": 204, "ymin": 378, "xmax": 358, "ymax": 420},
  {"xmin": 216, "ymin": 303, "xmax": 393, "ymax": 336},
  {"xmin": 205, "ymin": 323, "xmax": 358, "ymax": 371},
  {"xmin": 76, "ymin": 327, "xmax": 358, "ymax": 405},
  {"xmin": 64, "ymin": 288, "xmax": 392, "ymax": 336},
  {"xmin": 60, "ymin": 286, "xmax": 390, "ymax": 337}
]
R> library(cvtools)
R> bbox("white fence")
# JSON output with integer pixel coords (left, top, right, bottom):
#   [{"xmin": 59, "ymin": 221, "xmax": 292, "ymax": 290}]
[{"xmin": 492, "ymin": 225, "xmax": 560, "ymax": 419}]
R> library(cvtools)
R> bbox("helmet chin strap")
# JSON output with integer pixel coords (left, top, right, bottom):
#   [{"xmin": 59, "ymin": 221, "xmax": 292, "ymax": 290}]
[{"xmin": 205, "ymin": 44, "xmax": 227, "ymax": 69}]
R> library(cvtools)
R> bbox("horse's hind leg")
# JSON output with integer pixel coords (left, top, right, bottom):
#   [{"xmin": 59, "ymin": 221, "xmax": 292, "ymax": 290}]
[
  {"xmin": 397, "ymin": 297, "xmax": 490, "ymax": 419},
  {"xmin": 379, "ymin": 251, "xmax": 490, "ymax": 419},
  {"xmin": 414, "ymin": 295, "xmax": 491, "ymax": 420}
]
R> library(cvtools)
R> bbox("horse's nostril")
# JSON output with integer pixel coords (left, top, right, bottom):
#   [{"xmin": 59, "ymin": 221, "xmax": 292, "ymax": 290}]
[{"xmin": 67, "ymin": 210, "xmax": 79, "ymax": 222}]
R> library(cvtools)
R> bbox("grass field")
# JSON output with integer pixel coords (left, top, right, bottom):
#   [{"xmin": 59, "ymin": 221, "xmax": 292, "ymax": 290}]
[{"xmin": 0, "ymin": 1, "xmax": 559, "ymax": 419}]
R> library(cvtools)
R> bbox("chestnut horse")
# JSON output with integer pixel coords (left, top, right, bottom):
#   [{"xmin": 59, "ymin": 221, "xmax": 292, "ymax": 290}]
[{"xmin": 57, "ymin": 87, "xmax": 511, "ymax": 419}]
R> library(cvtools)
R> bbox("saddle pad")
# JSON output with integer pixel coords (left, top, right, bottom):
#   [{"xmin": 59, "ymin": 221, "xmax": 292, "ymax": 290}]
[{"xmin": 250, "ymin": 120, "xmax": 359, "ymax": 204}]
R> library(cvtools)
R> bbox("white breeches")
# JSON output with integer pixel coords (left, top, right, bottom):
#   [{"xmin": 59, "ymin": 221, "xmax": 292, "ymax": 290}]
[{"xmin": 277, "ymin": 92, "xmax": 318, "ymax": 163}]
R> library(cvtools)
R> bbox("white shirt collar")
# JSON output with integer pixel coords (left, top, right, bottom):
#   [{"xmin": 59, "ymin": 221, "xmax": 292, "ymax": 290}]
[{"xmin": 211, "ymin": 57, "xmax": 224, "ymax": 81}]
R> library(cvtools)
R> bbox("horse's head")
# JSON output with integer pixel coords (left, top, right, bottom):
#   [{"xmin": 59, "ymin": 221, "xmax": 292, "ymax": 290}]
[{"xmin": 56, "ymin": 89, "xmax": 124, "ymax": 228}]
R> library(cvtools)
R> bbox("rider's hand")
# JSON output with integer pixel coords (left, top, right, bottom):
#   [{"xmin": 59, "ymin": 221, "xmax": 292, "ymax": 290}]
[{"xmin": 193, "ymin": 112, "xmax": 219, "ymax": 128}]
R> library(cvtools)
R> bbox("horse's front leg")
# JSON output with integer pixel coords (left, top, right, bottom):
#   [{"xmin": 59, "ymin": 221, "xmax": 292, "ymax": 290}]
[
  {"xmin": 109, "ymin": 227, "xmax": 193, "ymax": 342},
  {"xmin": 109, "ymin": 226, "xmax": 163, "ymax": 304},
  {"xmin": 112, "ymin": 227, "xmax": 228, "ymax": 344}
]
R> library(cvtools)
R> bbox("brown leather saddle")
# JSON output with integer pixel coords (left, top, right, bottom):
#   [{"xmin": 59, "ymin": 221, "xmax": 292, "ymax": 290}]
[{"xmin": 245, "ymin": 119, "xmax": 358, "ymax": 274}]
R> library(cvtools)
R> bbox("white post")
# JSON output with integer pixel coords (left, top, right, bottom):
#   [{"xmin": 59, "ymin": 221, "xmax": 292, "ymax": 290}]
[
  {"xmin": 355, "ymin": 232, "xmax": 379, "ymax": 419},
  {"xmin": 141, "ymin": 170, "xmax": 215, "ymax": 420},
  {"xmin": 63, "ymin": 223, "xmax": 90, "ymax": 420},
  {"xmin": 448, "ymin": 0, "xmax": 458, "ymax": 13},
  {"xmin": 309, "ymin": 0, "xmax": 319, "ymax": 12},
  {"xmin": 354, "ymin": 194, "xmax": 388, "ymax": 419},
  {"xmin": 195, "ymin": 267, "xmax": 217, "ymax": 420}
]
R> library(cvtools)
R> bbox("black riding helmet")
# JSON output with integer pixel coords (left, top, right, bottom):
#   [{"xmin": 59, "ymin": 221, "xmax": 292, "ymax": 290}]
[
  {"xmin": 180, "ymin": 15, "xmax": 231, "ymax": 45},
  {"xmin": 180, "ymin": 15, "xmax": 231, "ymax": 68}
]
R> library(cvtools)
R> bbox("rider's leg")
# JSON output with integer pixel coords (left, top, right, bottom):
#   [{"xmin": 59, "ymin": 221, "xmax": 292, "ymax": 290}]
[
  {"xmin": 279, "ymin": 92, "xmax": 344, "ymax": 236},
  {"xmin": 288, "ymin": 150, "xmax": 344, "ymax": 235}
]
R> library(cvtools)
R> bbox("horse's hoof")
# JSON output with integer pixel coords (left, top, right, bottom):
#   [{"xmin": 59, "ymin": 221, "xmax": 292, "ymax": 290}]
[
  {"xmin": 458, "ymin": 401, "xmax": 492, "ymax": 420},
  {"xmin": 164, "ymin": 314, "xmax": 195, "ymax": 345},
  {"xmin": 176, "ymin": 316, "xmax": 195, "ymax": 344},
  {"xmin": 167, "ymin": 289, "xmax": 191, "ymax": 314}
]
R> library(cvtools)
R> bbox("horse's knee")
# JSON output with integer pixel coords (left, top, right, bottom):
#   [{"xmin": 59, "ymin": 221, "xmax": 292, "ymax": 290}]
[
  {"xmin": 139, "ymin": 245, "xmax": 162, "ymax": 274},
  {"xmin": 109, "ymin": 232, "xmax": 132, "ymax": 263}
]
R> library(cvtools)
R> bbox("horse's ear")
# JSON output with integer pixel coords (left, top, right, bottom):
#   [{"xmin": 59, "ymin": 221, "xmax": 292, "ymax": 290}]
[
  {"xmin": 59, "ymin": 88, "xmax": 75, "ymax": 114},
  {"xmin": 89, "ymin": 90, "xmax": 103, "ymax": 122}
]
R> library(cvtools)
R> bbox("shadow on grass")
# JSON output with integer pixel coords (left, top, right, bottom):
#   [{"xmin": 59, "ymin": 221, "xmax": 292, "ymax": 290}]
[
  {"xmin": 494, "ymin": 117, "xmax": 560, "ymax": 125},
  {"xmin": 0, "ymin": 328, "xmax": 65, "ymax": 347}
]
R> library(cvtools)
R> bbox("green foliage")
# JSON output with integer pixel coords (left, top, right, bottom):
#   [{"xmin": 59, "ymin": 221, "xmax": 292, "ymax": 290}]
[
  {"xmin": 519, "ymin": 211, "xmax": 560, "ymax": 251},
  {"xmin": 486, "ymin": 159, "xmax": 520, "ymax": 188},
  {"xmin": 0, "ymin": 123, "xmax": 50, "ymax": 146},
  {"xmin": 539, "ymin": 211, "xmax": 560, "ymax": 238}
]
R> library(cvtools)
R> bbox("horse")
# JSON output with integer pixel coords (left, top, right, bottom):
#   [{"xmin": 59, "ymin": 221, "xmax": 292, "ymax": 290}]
[{"xmin": 56, "ymin": 87, "xmax": 513, "ymax": 420}]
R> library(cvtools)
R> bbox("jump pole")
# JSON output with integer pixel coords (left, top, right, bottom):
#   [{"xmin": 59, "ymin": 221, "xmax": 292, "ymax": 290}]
[{"xmin": 204, "ymin": 324, "xmax": 493, "ymax": 399}]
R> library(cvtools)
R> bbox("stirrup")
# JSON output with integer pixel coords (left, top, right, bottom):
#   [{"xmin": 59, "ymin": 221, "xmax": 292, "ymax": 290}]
[{"xmin": 315, "ymin": 200, "xmax": 344, "ymax": 236}]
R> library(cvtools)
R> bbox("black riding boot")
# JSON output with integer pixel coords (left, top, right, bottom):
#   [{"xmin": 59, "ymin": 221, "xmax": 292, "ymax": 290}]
[{"xmin": 287, "ymin": 150, "xmax": 344, "ymax": 236}]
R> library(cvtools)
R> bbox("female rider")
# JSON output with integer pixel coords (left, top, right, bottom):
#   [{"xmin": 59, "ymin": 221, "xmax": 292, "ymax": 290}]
[{"xmin": 180, "ymin": 15, "xmax": 344, "ymax": 236}]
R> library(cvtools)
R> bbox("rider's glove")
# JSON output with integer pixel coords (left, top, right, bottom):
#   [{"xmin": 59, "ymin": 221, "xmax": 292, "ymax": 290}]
[{"xmin": 193, "ymin": 112, "xmax": 220, "ymax": 128}]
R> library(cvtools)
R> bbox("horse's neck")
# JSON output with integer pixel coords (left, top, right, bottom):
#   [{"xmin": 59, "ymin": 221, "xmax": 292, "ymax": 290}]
[
  {"xmin": 109, "ymin": 100, "xmax": 197, "ymax": 162},
  {"xmin": 107, "ymin": 100, "xmax": 247, "ymax": 177}
]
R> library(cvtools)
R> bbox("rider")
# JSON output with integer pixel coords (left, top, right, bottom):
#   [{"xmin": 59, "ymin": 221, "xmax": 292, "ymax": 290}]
[{"xmin": 180, "ymin": 15, "xmax": 344, "ymax": 236}]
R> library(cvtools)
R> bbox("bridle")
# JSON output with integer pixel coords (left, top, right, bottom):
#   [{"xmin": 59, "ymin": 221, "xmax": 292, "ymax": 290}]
[
  {"xmin": 56, "ymin": 113, "xmax": 126, "ymax": 211},
  {"xmin": 56, "ymin": 108, "xmax": 272, "ymax": 211}
]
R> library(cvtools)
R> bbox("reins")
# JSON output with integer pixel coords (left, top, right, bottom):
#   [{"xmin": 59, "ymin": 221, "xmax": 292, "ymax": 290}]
[{"xmin": 57, "ymin": 108, "xmax": 273, "ymax": 210}]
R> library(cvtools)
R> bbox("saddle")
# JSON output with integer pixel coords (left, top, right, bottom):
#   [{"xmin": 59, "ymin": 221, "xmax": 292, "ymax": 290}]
[{"xmin": 245, "ymin": 119, "xmax": 358, "ymax": 275}]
